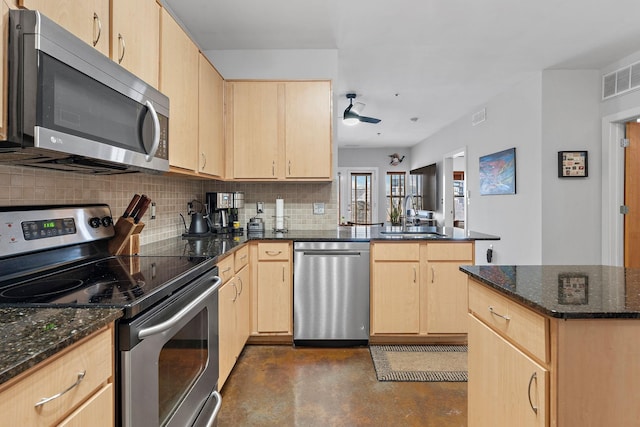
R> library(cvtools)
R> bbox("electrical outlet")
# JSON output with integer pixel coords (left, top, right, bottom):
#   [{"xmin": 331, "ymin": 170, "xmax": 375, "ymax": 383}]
[
  {"xmin": 313, "ymin": 203, "xmax": 325, "ymax": 215},
  {"xmin": 256, "ymin": 202, "xmax": 264, "ymax": 214}
]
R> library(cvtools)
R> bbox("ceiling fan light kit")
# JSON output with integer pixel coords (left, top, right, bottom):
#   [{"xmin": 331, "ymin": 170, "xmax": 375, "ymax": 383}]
[{"xmin": 343, "ymin": 93, "xmax": 381, "ymax": 125}]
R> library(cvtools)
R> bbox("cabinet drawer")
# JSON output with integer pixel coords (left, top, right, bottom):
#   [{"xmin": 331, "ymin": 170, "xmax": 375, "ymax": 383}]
[
  {"xmin": 469, "ymin": 280, "xmax": 548, "ymax": 363},
  {"xmin": 217, "ymin": 255, "xmax": 234, "ymax": 283},
  {"xmin": 0, "ymin": 328, "xmax": 113, "ymax": 426},
  {"xmin": 426, "ymin": 242, "xmax": 473, "ymax": 260},
  {"xmin": 235, "ymin": 245, "xmax": 249, "ymax": 271},
  {"xmin": 257, "ymin": 242, "xmax": 290, "ymax": 261},
  {"xmin": 58, "ymin": 383, "xmax": 114, "ymax": 427},
  {"xmin": 373, "ymin": 243, "xmax": 420, "ymax": 261}
]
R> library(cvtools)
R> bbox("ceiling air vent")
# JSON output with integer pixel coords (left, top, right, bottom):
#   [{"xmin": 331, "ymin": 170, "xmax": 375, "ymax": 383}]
[
  {"xmin": 471, "ymin": 108, "xmax": 486, "ymax": 126},
  {"xmin": 602, "ymin": 59, "xmax": 640, "ymax": 100}
]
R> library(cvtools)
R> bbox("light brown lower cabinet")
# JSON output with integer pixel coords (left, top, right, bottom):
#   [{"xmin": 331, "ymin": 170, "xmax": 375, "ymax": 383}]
[
  {"xmin": 370, "ymin": 241, "xmax": 473, "ymax": 340},
  {"xmin": 0, "ymin": 326, "xmax": 114, "ymax": 426},
  {"xmin": 250, "ymin": 242, "xmax": 292, "ymax": 337},
  {"xmin": 218, "ymin": 246, "xmax": 250, "ymax": 389},
  {"xmin": 468, "ymin": 278, "xmax": 640, "ymax": 426}
]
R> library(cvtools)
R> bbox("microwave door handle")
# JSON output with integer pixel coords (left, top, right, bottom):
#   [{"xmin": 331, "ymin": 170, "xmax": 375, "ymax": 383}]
[
  {"xmin": 144, "ymin": 100, "xmax": 161, "ymax": 162},
  {"xmin": 137, "ymin": 276, "xmax": 221, "ymax": 339}
]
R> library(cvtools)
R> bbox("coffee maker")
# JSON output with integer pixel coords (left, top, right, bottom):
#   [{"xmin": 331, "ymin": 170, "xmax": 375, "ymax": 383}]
[{"xmin": 206, "ymin": 192, "xmax": 244, "ymax": 234}]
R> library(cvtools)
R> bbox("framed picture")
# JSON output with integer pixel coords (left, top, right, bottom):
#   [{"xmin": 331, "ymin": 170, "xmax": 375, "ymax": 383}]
[
  {"xmin": 558, "ymin": 273, "xmax": 589, "ymax": 305},
  {"xmin": 558, "ymin": 151, "xmax": 588, "ymax": 178},
  {"xmin": 479, "ymin": 147, "xmax": 516, "ymax": 195}
]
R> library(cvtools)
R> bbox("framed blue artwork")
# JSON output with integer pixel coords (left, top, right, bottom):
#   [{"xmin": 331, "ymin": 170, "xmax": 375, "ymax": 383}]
[{"xmin": 479, "ymin": 147, "xmax": 516, "ymax": 195}]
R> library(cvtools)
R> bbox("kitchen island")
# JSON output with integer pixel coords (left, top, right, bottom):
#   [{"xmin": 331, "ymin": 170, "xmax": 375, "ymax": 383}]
[{"xmin": 461, "ymin": 265, "xmax": 640, "ymax": 427}]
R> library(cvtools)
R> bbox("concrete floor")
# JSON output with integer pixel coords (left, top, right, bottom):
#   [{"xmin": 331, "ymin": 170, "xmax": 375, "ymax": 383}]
[{"xmin": 217, "ymin": 345, "xmax": 467, "ymax": 427}]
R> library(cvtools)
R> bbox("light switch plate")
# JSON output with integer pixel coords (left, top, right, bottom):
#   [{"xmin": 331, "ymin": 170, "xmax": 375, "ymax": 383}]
[
  {"xmin": 313, "ymin": 203, "xmax": 325, "ymax": 215},
  {"xmin": 257, "ymin": 202, "xmax": 264, "ymax": 214}
]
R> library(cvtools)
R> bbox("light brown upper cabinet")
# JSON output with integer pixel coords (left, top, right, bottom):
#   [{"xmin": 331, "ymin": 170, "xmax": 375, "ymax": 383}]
[
  {"xmin": 111, "ymin": 0, "xmax": 159, "ymax": 88},
  {"xmin": 160, "ymin": 8, "xmax": 199, "ymax": 172},
  {"xmin": 198, "ymin": 54, "xmax": 225, "ymax": 178},
  {"xmin": 20, "ymin": 1, "xmax": 110, "ymax": 56},
  {"xmin": 226, "ymin": 80, "xmax": 332, "ymax": 181}
]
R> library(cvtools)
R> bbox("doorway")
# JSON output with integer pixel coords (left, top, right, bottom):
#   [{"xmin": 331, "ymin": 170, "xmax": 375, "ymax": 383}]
[
  {"xmin": 443, "ymin": 148, "xmax": 467, "ymax": 229},
  {"xmin": 602, "ymin": 106, "xmax": 640, "ymax": 266},
  {"xmin": 337, "ymin": 168, "xmax": 379, "ymax": 225}
]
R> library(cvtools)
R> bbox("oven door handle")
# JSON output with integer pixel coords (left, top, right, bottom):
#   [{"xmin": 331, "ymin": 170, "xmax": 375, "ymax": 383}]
[
  {"xmin": 137, "ymin": 276, "xmax": 221, "ymax": 340},
  {"xmin": 206, "ymin": 390, "xmax": 222, "ymax": 427}
]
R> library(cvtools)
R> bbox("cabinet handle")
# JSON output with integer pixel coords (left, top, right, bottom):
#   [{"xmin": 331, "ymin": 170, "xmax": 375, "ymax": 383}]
[
  {"xmin": 272, "ymin": 161, "xmax": 275, "ymax": 176},
  {"xmin": 527, "ymin": 372, "xmax": 538, "ymax": 415},
  {"xmin": 93, "ymin": 13, "xmax": 102, "ymax": 47},
  {"xmin": 239, "ymin": 254, "xmax": 247, "ymax": 260},
  {"xmin": 431, "ymin": 266, "xmax": 435, "ymax": 283},
  {"xmin": 201, "ymin": 153, "xmax": 207, "ymax": 169},
  {"xmin": 117, "ymin": 33, "xmax": 126, "ymax": 63},
  {"xmin": 35, "ymin": 371, "xmax": 86, "ymax": 408},
  {"xmin": 237, "ymin": 276, "xmax": 243, "ymax": 295},
  {"xmin": 488, "ymin": 306, "xmax": 511, "ymax": 321},
  {"xmin": 265, "ymin": 250, "xmax": 282, "ymax": 256},
  {"xmin": 413, "ymin": 266, "xmax": 417, "ymax": 283},
  {"xmin": 222, "ymin": 266, "xmax": 232, "ymax": 274},
  {"xmin": 232, "ymin": 282, "xmax": 238, "ymax": 302},
  {"xmin": 282, "ymin": 266, "xmax": 285, "ymax": 282},
  {"xmin": 288, "ymin": 160, "xmax": 291, "ymax": 175}
]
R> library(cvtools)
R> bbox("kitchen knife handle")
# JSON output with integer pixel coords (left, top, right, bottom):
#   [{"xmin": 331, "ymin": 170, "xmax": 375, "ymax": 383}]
[
  {"xmin": 123, "ymin": 194, "xmax": 141, "ymax": 218},
  {"xmin": 129, "ymin": 194, "xmax": 147, "ymax": 220},
  {"xmin": 134, "ymin": 197, "xmax": 152, "ymax": 223}
]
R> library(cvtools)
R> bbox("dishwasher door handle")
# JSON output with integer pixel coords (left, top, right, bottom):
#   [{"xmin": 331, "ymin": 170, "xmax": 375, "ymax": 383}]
[{"xmin": 301, "ymin": 251, "xmax": 363, "ymax": 256}]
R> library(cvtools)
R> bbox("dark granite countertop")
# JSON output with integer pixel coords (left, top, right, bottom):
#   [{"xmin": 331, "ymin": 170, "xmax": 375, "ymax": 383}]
[
  {"xmin": 461, "ymin": 265, "xmax": 640, "ymax": 319},
  {"xmin": 139, "ymin": 227, "xmax": 499, "ymax": 258},
  {"xmin": 0, "ymin": 307, "xmax": 122, "ymax": 385}
]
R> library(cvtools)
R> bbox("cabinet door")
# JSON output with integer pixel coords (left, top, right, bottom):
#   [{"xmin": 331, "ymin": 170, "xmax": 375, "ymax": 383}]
[
  {"xmin": 256, "ymin": 261, "xmax": 291, "ymax": 333},
  {"xmin": 235, "ymin": 265, "xmax": 250, "ymax": 355},
  {"xmin": 229, "ymin": 82, "xmax": 280, "ymax": 179},
  {"xmin": 161, "ymin": 9, "xmax": 199, "ymax": 172},
  {"xmin": 284, "ymin": 81, "xmax": 332, "ymax": 179},
  {"xmin": 111, "ymin": 0, "xmax": 159, "ymax": 88},
  {"xmin": 468, "ymin": 316, "xmax": 547, "ymax": 427},
  {"xmin": 218, "ymin": 280, "xmax": 237, "ymax": 388},
  {"xmin": 426, "ymin": 262, "xmax": 469, "ymax": 333},
  {"xmin": 19, "ymin": 0, "xmax": 109, "ymax": 56},
  {"xmin": 198, "ymin": 55, "xmax": 224, "ymax": 177},
  {"xmin": 372, "ymin": 261, "xmax": 420, "ymax": 334},
  {"xmin": 58, "ymin": 383, "xmax": 114, "ymax": 427}
]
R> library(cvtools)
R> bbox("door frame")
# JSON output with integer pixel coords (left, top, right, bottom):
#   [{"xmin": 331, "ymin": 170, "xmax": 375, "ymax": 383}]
[
  {"xmin": 443, "ymin": 147, "xmax": 467, "ymax": 229},
  {"xmin": 602, "ymin": 107, "xmax": 640, "ymax": 266},
  {"xmin": 337, "ymin": 167, "xmax": 379, "ymax": 224}
]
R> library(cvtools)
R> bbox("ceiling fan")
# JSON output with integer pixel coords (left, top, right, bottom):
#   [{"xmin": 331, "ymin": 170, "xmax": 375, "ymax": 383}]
[{"xmin": 343, "ymin": 93, "xmax": 381, "ymax": 125}]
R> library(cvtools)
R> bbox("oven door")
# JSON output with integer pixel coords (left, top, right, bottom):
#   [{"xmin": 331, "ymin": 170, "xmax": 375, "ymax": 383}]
[{"xmin": 120, "ymin": 270, "xmax": 221, "ymax": 427}]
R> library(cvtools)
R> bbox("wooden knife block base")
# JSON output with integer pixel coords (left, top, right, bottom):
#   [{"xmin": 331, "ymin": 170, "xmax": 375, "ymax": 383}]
[{"xmin": 108, "ymin": 217, "xmax": 145, "ymax": 255}]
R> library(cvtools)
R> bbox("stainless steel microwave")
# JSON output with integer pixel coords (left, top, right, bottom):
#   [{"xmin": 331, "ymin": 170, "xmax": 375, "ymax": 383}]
[{"xmin": 1, "ymin": 10, "xmax": 169, "ymax": 175}]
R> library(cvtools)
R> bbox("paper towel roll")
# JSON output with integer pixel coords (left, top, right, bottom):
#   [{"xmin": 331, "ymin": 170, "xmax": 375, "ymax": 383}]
[{"xmin": 275, "ymin": 198, "xmax": 284, "ymax": 230}]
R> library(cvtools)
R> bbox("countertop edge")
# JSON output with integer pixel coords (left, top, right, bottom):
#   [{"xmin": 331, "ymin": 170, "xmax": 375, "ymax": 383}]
[{"xmin": 0, "ymin": 308, "xmax": 123, "ymax": 386}]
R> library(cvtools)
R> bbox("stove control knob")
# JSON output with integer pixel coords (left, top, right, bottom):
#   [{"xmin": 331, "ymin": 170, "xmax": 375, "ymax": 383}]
[
  {"xmin": 89, "ymin": 217, "xmax": 101, "ymax": 228},
  {"xmin": 101, "ymin": 216, "xmax": 113, "ymax": 227}
]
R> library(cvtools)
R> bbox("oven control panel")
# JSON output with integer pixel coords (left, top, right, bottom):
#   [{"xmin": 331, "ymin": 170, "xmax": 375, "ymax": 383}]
[{"xmin": 0, "ymin": 205, "xmax": 114, "ymax": 257}]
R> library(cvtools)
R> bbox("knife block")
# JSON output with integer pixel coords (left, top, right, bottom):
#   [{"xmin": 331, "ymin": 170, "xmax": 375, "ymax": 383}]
[{"xmin": 108, "ymin": 217, "xmax": 145, "ymax": 255}]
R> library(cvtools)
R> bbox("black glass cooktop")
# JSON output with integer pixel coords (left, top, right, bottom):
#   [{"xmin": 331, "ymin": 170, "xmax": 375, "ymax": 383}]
[{"xmin": 0, "ymin": 255, "xmax": 213, "ymax": 318}]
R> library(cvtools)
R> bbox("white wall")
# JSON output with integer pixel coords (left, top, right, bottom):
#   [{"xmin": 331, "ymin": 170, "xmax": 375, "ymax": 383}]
[
  {"xmin": 338, "ymin": 147, "xmax": 412, "ymax": 223},
  {"xmin": 412, "ymin": 73, "xmax": 544, "ymax": 265},
  {"xmin": 541, "ymin": 70, "xmax": 601, "ymax": 264}
]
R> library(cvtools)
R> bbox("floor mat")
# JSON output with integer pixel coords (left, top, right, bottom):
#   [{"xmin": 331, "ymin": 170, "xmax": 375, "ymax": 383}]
[{"xmin": 369, "ymin": 344, "xmax": 468, "ymax": 382}]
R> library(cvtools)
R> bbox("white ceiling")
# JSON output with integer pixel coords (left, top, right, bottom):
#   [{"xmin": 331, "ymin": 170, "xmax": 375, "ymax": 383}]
[{"xmin": 162, "ymin": 0, "xmax": 640, "ymax": 148}]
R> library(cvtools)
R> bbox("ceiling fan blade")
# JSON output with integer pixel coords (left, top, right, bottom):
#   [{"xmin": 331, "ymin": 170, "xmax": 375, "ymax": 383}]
[{"xmin": 358, "ymin": 115, "xmax": 381, "ymax": 124}]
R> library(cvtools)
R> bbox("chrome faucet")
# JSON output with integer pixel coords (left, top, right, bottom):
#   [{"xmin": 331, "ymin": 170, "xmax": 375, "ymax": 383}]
[{"xmin": 404, "ymin": 194, "xmax": 415, "ymax": 229}]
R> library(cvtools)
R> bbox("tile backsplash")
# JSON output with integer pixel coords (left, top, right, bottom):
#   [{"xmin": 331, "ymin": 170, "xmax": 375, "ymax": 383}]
[{"xmin": 0, "ymin": 165, "xmax": 338, "ymax": 245}]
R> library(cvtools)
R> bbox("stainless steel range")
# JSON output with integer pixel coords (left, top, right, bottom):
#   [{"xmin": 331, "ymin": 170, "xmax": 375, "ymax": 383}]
[{"xmin": 0, "ymin": 204, "xmax": 222, "ymax": 427}]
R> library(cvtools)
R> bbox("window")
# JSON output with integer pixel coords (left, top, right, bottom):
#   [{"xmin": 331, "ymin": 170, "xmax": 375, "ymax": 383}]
[
  {"xmin": 386, "ymin": 172, "xmax": 405, "ymax": 222},
  {"xmin": 350, "ymin": 173, "xmax": 372, "ymax": 224}
]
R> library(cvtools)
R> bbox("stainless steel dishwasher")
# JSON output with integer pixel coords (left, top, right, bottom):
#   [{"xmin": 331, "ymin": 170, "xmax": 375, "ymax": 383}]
[{"xmin": 293, "ymin": 241, "xmax": 370, "ymax": 346}]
